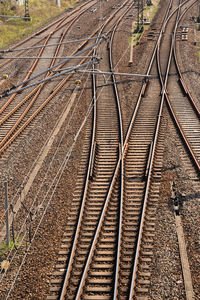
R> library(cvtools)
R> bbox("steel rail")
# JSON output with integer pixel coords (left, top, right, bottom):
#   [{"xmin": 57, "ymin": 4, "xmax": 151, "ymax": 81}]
[
  {"xmin": 58, "ymin": 27, "xmax": 98, "ymax": 300},
  {"xmin": 173, "ymin": 0, "xmax": 200, "ymax": 117},
  {"xmin": 0, "ymin": 55, "xmax": 95, "ymax": 60},
  {"xmin": 73, "ymin": 0, "xmax": 184, "ymax": 296},
  {"xmin": 127, "ymin": 0, "xmax": 178, "ymax": 297},
  {"xmin": 0, "ymin": 11, "xmax": 72, "ymax": 113},
  {"xmin": 74, "ymin": 1, "xmax": 135, "ymax": 297},
  {"xmin": 153, "ymin": 5, "xmax": 199, "ymax": 300},
  {"xmin": 61, "ymin": 1, "xmax": 199, "ymax": 298},
  {"xmin": 0, "ymin": 0, "xmax": 97, "ymax": 113},
  {"xmin": 72, "ymin": 3, "xmax": 162, "ymax": 292},
  {"xmin": 73, "ymin": 1, "xmax": 181, "ymax": 298},
  {"xmin": 157, "ymin": 0, "xmax": 200, "ymax": 172},
  {"xmin": 129, "ymin": 0, "xmax": 199, "ymax": 298},
  {"xmin": 0, "ymin": 36, "xmax": 100, "ymax": 53},
  {"xmin": 0, "ymin": 42, "xmax": 102, "ymax": 98},
  {"xmin": 59, "ymin": 0, "xmax": 133, "ymax": 298},
  {"xmin": 129, "ymin": 0, "xmax": 199, "ymax": 296},
  {"xmin": 0, "ymin": 2, "xmax": 104, "ymax": 154},
  {"xmin": 0, "ymin": 0, "xmax": 97, "ymax": 68},
  {"xmin": 0, "ymin": 0, "xmax": 128, "ymax": 155},
  {"xmin": 109, "ymin": 21, "xmax": 124, "ymax": 300}
]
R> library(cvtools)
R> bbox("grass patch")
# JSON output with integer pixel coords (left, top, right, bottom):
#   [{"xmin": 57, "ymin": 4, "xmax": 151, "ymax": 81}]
[
  {"xmin": 128, "ymin": 0, "xmax": 160, "ymax": 46},
  {"xmin": 128, "ymin": 32, "xmax": 142, "ymax": 46},
  {"xmin": 143, "ymin": 0, "xmax": 160, "ymax": 30},
  {"xmin": 0, "ymin": 0, "xmax": 78, "ymax": 48},
  {"xmin": 0, "ymin": 238, "xmax": 23, "ymax": 258}
]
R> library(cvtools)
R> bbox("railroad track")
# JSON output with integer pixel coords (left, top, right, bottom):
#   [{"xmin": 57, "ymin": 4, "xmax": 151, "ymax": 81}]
[
  {"xmin": 0, "ymin": 0, "xmax": 96, "ymax": 69},
  {"xmin": 47, "ymin": 1, "xmax": 134, "ymax": 299},
  {"xmin": 157, "ymin": 0, "xmax": 200, "ymax": 174},
  {"xmin": 0, "ymin": 0, "xmax": 127, "ymax": 238},
  {"xmin": 47, "ymin": 0, "xmax": 200, "ymax": 299},
  {"xmin": 0, "ymin": 0, "xmax": 133, "ymax": 242},
  {"xmin": 0, "ymin": 0, "xmax": 199, "ymax": 298},
  {"xmin": 0, "ymin": 0, "xmax": 111, "ymax": 157},
  {"xmin": 0, "ymin": 0, "xmax": 137, "ymax": 158},
  {"xmin": 45, "ymin": 0, "xmax": 182, "ymax": 299}
]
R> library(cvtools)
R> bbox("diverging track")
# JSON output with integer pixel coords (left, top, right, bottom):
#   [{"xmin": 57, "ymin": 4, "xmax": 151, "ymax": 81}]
[
  {"xmin": 1, "ymin": 0, "xmax": 198, "ymax": 298},
  {"xmin": 47, "ymin": 0, "xmax": 191, "ymax": 299}
]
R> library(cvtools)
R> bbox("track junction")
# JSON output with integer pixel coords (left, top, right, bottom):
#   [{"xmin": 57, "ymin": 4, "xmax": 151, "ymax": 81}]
[{"xmin": 0, "ymin": 0, "xmax": 199, "ymax": 299}]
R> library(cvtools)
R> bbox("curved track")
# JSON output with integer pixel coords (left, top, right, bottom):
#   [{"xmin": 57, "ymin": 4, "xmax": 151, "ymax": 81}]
[
  {"xmin": 157, "ymin": 0, "xmax": 200, "ymax": 173},
  {"xmin": 0, "ymin": 0, "xmax": 199, "ymax": 299},
  {"xmin": 0, "ymin": 0, "xmax": 103, "ymax": 156},
  {"xmin": 48, "ymin": 0, "xmax": 199, "ymax": 299}
]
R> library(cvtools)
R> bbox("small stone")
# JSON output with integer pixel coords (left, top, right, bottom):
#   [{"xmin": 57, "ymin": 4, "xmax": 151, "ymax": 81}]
[
  {"xmin": 177, "ymin": 280, "xmax": 182, "ymax": 284},
  {"xmin": 1, "ymin": 260, "xmax": 9, "ymax": 272}
]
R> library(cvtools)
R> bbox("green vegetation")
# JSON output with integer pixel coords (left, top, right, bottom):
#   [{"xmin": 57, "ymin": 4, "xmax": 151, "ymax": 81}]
[
  {"xmin": 128, "ymin": 0, "xmax": 160, "ymax": 46},
  {"xmin": 197, "ymin": 42, "xmax": 200, "ymax": 60},
  {"xmin": 0, "ymin": 0, "xmax": 78, "ymax": 48},
  {"xmin": 128, "ymin": 32, "xmax": 142, "ymax": 46},
  {"xmin": 0, "ymin": 239, "xmax": 22, "ymax": 257},
  {"xmin": 143, "ymin": 0, "xmax": 160, "ymax": 30}
]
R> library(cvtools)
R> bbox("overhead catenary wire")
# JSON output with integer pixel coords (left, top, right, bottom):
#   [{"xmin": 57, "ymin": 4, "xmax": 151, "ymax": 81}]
[
  {"xmin": 0, "ymin": 51, "xmax": 110, "ymax": 282},
  {"xmin": 1, "ymin": 13, "xmax": 139, "ymax": 295},
  {"xmin": 0, "ymin": 37, "xmax": 106, "ymax": 98},
  {"xmin": 74, "ymin": 69, "xmax": 155, "ymax": 78},
  {"xmin": 0, "ymin": 36, "xmax": 102, "ymax": 53},
  {"xmin": 0, "ymin": 62, "xmax": 91, "ymax": 226},
  {"xmin": 0, "ymin": 19, "xmax": 130, "ymax": 222},
  {"xmin": 0, "ymin": 6, "xmax": 132, "ymax": 230},
  {"xmin": 3, "ymin": 47, "xmax": 129, "ymax": 297},
  {"xmin": 0, "ymin": 60, "xmax": 99, "ymax": 98},
  {"xmin": 0, "ymin": 56, "xmax": 97, "ymax": 60},
  {"xmin": 0, "ymin": 68, "xmax": 92, "ymax": 279}
]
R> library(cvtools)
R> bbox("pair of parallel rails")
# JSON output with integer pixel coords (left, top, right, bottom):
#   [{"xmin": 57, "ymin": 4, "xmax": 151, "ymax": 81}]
[
  {"xmin": 48, "ymin": 0, "xmax": 199, "ymax": 299},
  {"xmin": 0, "ymin": 0, "xmax": 99, "ymax": 156},
  {"xmin": 0, "ymin": 0, "xmax": 199, "ymax": 298}
]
